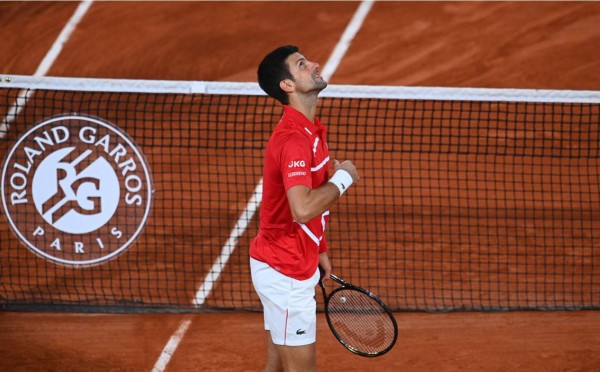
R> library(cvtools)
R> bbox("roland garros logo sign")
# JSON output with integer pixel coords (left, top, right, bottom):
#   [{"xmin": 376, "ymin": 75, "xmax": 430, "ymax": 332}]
[{"xmin": 1, "ymin": 115, "xmax": 153, "ymax": 266}]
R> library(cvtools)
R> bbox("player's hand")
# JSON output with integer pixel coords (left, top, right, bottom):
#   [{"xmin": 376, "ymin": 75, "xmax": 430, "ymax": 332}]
[
  {"xmin": 319, "ymin": 253, "xmax": 332, "ymax": 284},
  {"xmin": 333, "ymin": 159, "xmax": 359, "ymax": 183}
]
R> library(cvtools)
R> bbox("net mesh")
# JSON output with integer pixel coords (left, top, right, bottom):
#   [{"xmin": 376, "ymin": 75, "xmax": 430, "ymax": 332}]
[{"xmin": 1, "ymin": 75, "xmax": 599, "ymax": 312}]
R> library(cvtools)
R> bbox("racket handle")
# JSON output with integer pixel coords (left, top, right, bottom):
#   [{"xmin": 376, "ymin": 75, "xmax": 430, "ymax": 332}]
[{"xmin": 318, "ymin": 265, "xmax": 326, "ymax": 281}]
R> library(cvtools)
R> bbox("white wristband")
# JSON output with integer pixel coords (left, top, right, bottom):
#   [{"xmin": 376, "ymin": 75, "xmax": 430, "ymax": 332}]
[{"xmin": 328, "ymin": 169, "xmax": 353, "ymax": 196}]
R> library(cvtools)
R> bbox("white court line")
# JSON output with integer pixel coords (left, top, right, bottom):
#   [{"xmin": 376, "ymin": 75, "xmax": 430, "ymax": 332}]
[
  {"xmin": 321, "ymin": 0, "xmax": 374, "ymax": 82},
  {"xmin": 151, "ymin": 318, "xmax": 192, "ymax": 372},
  {"xmin": 0, "ymin": 0, "xmax": 93, "ymax": 138},
  {"xmin": 191, "ymin": 0, "xmax": 374, "ymax": 308},
  {"xmin": 192, "ymin": 179, "xmax": 263, "ymax": 306}
]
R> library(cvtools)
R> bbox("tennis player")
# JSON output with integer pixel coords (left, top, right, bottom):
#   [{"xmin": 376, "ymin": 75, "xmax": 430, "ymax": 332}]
[{"xmin": 250, "ymin": 45, "xmax": 359, "ymax": 372}]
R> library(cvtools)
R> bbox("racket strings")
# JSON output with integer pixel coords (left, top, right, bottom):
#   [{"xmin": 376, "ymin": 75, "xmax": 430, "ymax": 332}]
[{"xmin": 327, "ymin": 288, "xmax": 396, "ymax": 355}]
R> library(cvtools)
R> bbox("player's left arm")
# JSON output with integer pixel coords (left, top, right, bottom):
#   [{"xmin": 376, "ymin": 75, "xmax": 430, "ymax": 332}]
[{"xmin": 286, "ymin": 183, "xmax": 339, "ymax": 223}]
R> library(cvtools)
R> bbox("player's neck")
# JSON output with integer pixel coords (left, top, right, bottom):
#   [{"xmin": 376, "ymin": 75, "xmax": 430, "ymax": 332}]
[{"xmin": 289, "ymin": 94, "xmax": 318, "ymax": 123}]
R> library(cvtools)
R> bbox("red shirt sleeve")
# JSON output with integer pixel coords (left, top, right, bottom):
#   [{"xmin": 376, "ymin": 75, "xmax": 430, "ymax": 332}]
[
  {"xmin": 319, "ymin": 235, "xmax": 328, "ymax": 254},
  {"xmin": 277, "ymin": 133, "xmax": 313, "ymax": 191}
]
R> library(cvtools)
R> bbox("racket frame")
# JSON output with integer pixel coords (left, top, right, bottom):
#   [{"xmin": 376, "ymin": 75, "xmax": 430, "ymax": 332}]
[{"xmin": 319, "ymin": 273, "xmax": 398, "ymax": 357}]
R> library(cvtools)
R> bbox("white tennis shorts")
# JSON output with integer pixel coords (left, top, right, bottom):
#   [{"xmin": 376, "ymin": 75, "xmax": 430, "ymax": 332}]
[{"xmin": 250, "ymin": 258, "xmax": 320, "ymax": 346}]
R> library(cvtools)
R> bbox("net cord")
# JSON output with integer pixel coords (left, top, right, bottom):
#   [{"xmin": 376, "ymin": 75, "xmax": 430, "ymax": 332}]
[{"xmin": 1, "ymin": 74, "xmax": 599, "ymax": 103}]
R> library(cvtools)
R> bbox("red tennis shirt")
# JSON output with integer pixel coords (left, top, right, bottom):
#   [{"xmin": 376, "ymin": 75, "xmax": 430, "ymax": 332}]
[{"xmin": 250, "ymin": 105, "xmax": 330, "ymax": 280}]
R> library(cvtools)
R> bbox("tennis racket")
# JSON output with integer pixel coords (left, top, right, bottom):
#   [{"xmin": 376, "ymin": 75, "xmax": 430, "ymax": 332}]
[{"xmin": 319, "ymin": 270, "xmax": 398, "ymax": 357}]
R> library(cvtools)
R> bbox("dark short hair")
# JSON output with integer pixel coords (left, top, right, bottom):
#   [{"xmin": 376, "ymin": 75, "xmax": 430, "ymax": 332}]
[{"xmin": 257, "ymin": 45, "xmax": 299, "ymax": 105}]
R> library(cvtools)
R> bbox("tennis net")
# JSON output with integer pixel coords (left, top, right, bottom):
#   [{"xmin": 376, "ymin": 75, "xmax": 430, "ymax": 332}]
[{"xmin": 1, "ymin": 75, "xmax": 599, "ymax": 312}]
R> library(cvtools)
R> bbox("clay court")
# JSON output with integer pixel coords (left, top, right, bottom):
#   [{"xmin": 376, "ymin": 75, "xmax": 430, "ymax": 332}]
[{"xmin": 1, "ymin": 2, "xmax": 600, "ymax": 371}]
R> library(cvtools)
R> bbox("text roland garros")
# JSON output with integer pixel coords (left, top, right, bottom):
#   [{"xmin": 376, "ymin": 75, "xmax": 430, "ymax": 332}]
[{"xmin": 1, "ymin": 115, "xmax": 154, "ymax": 267}]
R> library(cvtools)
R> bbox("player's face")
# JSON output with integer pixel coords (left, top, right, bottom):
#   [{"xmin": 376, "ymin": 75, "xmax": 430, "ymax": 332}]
[{"xmin": 286, "ymin": 52, "xmax": 327, "ymax": 93}]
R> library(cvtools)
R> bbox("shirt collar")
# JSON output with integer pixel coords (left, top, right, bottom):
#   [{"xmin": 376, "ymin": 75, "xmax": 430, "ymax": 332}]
[{"xmin": 283, "ymin": 105, "xmax": 324, "ymax": 136}]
